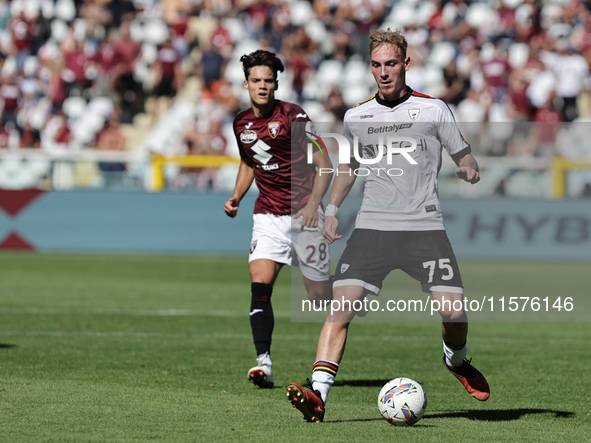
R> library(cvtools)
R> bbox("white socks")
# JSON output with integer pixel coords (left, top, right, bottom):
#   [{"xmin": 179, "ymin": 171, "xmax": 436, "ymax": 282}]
[
  {"xmin": 311, "ymin": 360, "xmax": 339, "ymax": 404},
  {"xmin": 257, "ymin": 352, "xmax": 272, "ymax": 368},
  {"xmin": 312, "ymin": 372, "xmax": 334, "ymax": 404},
  {"xmin": 443, "ymin": 340, "xmax": 467, "ymax": 368}
]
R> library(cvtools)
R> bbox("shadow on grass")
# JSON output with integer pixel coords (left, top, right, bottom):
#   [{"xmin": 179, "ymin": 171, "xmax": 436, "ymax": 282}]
[
  {"xmin": 0, "ymin": 343, "xmax": 16, "ymax": 349},
  {"xmin": 333, "ymin": 379, "xmax": 395, "ymax": 387},
  {"xmin": 324, "ymin": 418, "xmax": 382, "ymax": 423},
  {"xmin": 425, "ymin": 409, "xmax": 575, "ymax": 422},
  {"xmin": 324, "ymin": 418, "xmax": 435, "ymax": 427},
  {"xmin": 326, "ymin": 409, "xmax": 573, "ymax": 425}
]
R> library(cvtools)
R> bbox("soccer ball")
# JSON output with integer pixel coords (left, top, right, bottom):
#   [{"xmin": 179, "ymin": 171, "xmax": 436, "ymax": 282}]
[{"xmin": 377, "ymin": 378, "xmax": 427, "ymax": 426}]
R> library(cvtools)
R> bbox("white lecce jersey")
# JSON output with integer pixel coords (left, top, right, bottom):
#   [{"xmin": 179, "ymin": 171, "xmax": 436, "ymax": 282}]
[{"xmin": 343, "ymin": 89, "xmax": 471, "ymax": 231}]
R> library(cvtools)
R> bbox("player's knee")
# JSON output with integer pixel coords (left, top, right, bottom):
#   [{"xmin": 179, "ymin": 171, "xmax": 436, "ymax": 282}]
[
  {"xmin": 439, "ymin": 307, "xmax": 467, "ymax": 322},
  {"xmin": 306, "ymin": 280, "xmax": 333, "ymax": 303},
  {"xmin": 433, "ymin": 292, "xmax": 465, "ymax": 321}
]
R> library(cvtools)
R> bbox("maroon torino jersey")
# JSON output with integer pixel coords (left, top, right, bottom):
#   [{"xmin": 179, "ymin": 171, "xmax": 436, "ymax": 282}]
[{"xmin": 233, "ymin": 100, "xmax": 318, "ymax": 215}]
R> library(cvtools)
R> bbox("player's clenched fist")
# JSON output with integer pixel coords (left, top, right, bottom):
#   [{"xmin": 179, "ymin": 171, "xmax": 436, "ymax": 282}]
[
  {"xmin": 224, "ymin": 198, "xmax": 240, "ymax": 218},
  {"xmin": 323, "ymin": 216, "xmax": 342, "ymax": 244},
  {"xmin": 455, "ymin": 166, "xmax": 480, "ymax": 184}
]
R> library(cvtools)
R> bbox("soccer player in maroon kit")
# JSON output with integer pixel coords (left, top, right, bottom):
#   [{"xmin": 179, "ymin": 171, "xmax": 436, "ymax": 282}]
[{"xmin": 224, "ymin": 50, "xmax": 333, "ymax": 388}]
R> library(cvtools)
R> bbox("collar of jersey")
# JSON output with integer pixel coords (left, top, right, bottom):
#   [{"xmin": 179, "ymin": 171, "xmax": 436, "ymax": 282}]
[{"xmin": 374, "ymin": 87, "xmax": 413, "ymax": 108}]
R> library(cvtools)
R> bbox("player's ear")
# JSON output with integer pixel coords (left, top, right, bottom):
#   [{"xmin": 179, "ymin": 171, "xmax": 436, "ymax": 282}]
[
  {"xmin": 274, "ymin": 80, "xmax": 279, "ymax": 91},
  {"xmin": 404, "ymin": 56, "xmax": 411, "ymax": 71},
  {"xmin": 244, "ymin": 79, "xmax": 248, "ymax": 90}
]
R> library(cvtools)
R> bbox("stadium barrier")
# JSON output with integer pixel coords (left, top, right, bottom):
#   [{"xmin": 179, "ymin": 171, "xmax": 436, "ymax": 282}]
[
  {"xmin": 149, "ymin": 154, "xmax": 240, "ymax": 192},
  {"xmin": 0, "ymin": 190, "xmax": 590, "ymax": 261},
  {"xmin": 4, "ymin": 149, "xmax": 591, "ymax": 199},
  {"xmin": 551, "ymin": 157, "xmax": 591, "ymax": 199},
  {"xmin": 0, "ymin": 148, "xmax": 140, "ymax": 191}
]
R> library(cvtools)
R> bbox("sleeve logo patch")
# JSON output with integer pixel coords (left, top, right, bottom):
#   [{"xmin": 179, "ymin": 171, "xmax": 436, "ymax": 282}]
[
  {"xmin": 240, "ymin": 130, "xmax": 257, "ymax": 144},
  {"xmin": 268, "ymin": 121, "xmax": 281, "ymax": 139},
  {"xmin": 425, "ymin": 205, "xmax": 436, "ymax": 212}
]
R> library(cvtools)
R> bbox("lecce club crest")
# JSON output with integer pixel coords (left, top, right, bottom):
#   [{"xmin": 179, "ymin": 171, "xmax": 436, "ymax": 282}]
[{"xmin": 268, "ymin": 121, "xmax": 281, "ymax": 138}]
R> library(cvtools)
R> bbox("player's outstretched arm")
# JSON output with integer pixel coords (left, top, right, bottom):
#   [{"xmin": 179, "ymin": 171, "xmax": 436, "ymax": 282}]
[
  {"xmin": 323, "ymin": 159, "xmax": 359, "ymax": 244},
  {"xmin": 224, "ymin": 159, "xmax": 255, "ymax": 218},
  {"xmin": 454, "ymin": 153, "xmax": 480, "ymax": 184},
  {"xmin": 295, "ymin": 150, "xmax": 333, "ymax": 229}
]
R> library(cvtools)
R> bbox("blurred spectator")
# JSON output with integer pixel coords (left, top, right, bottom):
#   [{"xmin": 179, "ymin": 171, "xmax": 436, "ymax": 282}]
[
  {"xmin": 178, "ymin": 114, "xmax": 226, "ymax": 191},
  {"xmin": 267, "ymin": 3, "xmax": 291, "ymax": 52},
  {"xmin": 0, "ymin": 121, "xmax": 10, "ymax": 148},
  {"xmin": 197, "ymin": 39, "xmax": 225, "ymax": 92},
  {"xmin": 334, "ymin": 0, "xmax": 385, "ymax": 54},
  {"xmin": 62, "ymin": 38, "xmax": 92, "ymax": 97},
  {"xmin": 196, "ymin": 118, "xmax": 226, "ymax": 192},
  {"xmin": 532, "ymin": 95, "xmax": 561, "ymax": 158},
  {"xmin": 96, "ymin": 114, "xmax": 126, "ymax": 152},
  {"xmin": 331, "ymin": 27, "xmax": 355, "ymax": 62},
  {"xmin": 93, "ymin": 31, "xmax": 118, "ymax": 99},
  {"xmin": 456, "ymin": 88, "xmax": 488, "ymax": 123},
  {"xmin": 9, "ymin": 11, "xmax": 36, "ymax": 71},
  {"xmin": 208, "ymin": 79, "xmax": 240, "ymax": 118},
  {"xmin": 150, "ymin": 38, "xmax": 183, "ymax": 122},
  {"xmin": 19, "ymin": 120, "xmax": 41, "ymax": 149},
  {"xmin": 95, "ymin": 113, "xmax": 127, "ymax": 186},
  {"xmin": 169, "ymin": 10, "xmax": 192, "ymax": 59},
  {"xmin": 526, "ymin": 55, "xmax": 556, "ymax": 112},
  {"xmin": 324, "ymin": 87, "xmax": 347, "ymax": 122},
  {"xmin": 42, "ymin": 109, "xmax": 71, "ymax": 154},
  {"xmin": 314, "ymin": 0, "xmax": 340, "ymax": 26},
  {"xmin": 442, "ymin": 60, "xmax": 467, "ymax": 106},
  {"xmin": 0, "ymin": 74, "xmax": 20, "ymax": 127},
  {"xmin": 282, "ymin": 27, "xmax": 317, "ymax": 101},
  {"xmin": 507, "ymin": 68, "xmax": 532, "ymax": 122},
  {"xmin": 79, "ymin": 1, "xmax": 112, "ymax": 52},
  {"xmin": 209, "ymin": 18, "xmax": 233, "ymax": 58},
  {"xmin": 237, "ymin": 0, "xmax": 271, "ymax": 41},
  {"xmin": 113, "ymin": 20, "xmax": 143, "ymax": 123},
  {"xmin": 479, "ymin": 43, "xmax": 510, "ymax": 102},
  {"xmin": 106, "ymin": 0, "xmax": 137, "ymax": 29},
  {"xmin": 553, "ymin": 42, "xmax": 589, "ymax": 122}
]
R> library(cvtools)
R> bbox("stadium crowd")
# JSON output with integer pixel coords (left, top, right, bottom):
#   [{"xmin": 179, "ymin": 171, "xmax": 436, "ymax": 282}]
[{"xmin": 0, "ymin": 0, "xmax": 590, "ymax": 189}]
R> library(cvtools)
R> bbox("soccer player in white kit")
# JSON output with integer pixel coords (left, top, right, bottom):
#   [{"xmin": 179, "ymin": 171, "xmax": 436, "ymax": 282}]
[{"xmin": 287, "ymin": 29, "xmax": 489, "ymax": 422}]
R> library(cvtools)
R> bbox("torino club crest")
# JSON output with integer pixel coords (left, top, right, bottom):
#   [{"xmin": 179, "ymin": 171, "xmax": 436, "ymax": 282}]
[{"xmin": 268, "ymin": 122, "xmax": 280, "ymax": 138}]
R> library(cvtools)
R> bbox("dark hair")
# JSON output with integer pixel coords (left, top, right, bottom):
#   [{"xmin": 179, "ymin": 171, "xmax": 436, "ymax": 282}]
[{"xmin": 240, "ymin": 50, "xmax": 285, "ymax": 81}]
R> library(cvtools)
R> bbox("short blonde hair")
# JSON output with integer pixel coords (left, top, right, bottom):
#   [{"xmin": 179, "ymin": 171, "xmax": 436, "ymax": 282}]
[{"xmin": 369, "ymin": 28, "xmax": 408, "ymax": 58}]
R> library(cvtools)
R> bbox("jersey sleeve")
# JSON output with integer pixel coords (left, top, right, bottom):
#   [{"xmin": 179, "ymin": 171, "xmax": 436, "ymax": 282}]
[
  {"xmin": 343, "ymin": 114, "xmax": 362, "ymax": 160},
  {"xmin": 436, "ymin": 102, "xmax": 471, "ymax": 160},
  {"xmin": 232, "ymin": 116, "xmax": 250, "ymax": 164},
  {"xmin": 291, "ymin": 105, "xmax": 321, "ymax": 156}
]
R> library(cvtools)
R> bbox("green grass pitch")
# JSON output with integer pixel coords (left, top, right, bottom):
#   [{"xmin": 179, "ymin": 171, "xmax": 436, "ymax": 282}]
[{"xmin": 0, "ymin": 253, "xmax": 590, "ymax": 442}]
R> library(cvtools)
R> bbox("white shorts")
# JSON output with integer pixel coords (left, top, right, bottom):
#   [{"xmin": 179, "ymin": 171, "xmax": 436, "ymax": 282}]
[{"xmin": 249, "ymin": 208, "xmax": 330, "ymax": 282}]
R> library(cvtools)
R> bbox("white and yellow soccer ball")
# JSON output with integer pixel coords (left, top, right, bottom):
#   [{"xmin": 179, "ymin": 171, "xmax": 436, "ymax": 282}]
[{"xmin": 377, "ymin": 378, "xmax": 427, "ymax": 426}]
